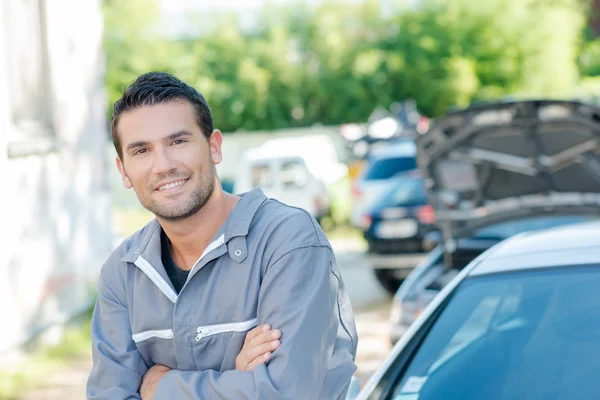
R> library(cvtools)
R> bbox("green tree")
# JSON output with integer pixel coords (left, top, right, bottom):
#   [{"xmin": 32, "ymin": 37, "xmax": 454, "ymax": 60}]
[
  {"xmin": 102, "ymin": 0, "xmax": 592, "ymax": 130},
  {"xmin": 103, "ymin": 0, "xmax": 185, "ymax": 118}
]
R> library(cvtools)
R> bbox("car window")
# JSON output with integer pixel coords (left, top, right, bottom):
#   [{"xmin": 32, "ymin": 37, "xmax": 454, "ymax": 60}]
[
  {"xmin": 390, "ymin": 180, "xmax": 427, "ymax": 204},
  {"xmin": 251, "ymin": 163, "xmax": 272, "ymax": 189},
  {"xmin": 370, "ymin": 178, "xmax": 427, "ymax": 210},
  {"xmin": 363, "ymin": 157, "xmax": 417, "ymax": 180},
  {"xmin": 427, "ymin": 284, "xmax": 520, "ymax": 374},
  {"xmin": 279, "ymin": 159, "xmax": 309, "ymax": 188},
  {"xmin": 382, "ymin": 265, "xmax": 600, "ymax": 400}
]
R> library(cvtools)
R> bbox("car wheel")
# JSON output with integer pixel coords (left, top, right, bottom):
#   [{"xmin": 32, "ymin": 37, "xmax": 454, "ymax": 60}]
[{"xmin": 373, "ymin": 268, "xmax": 403, "ymax": 295}]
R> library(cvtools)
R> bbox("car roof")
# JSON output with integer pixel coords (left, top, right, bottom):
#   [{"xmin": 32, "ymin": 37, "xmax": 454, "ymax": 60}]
[
  {"xmin": 469, "ymin": 220, "xmax": 600, "ymax": 276},
  {"xmin": 367, "ymin": 140, "xmax": 417, "ymax": 160}
]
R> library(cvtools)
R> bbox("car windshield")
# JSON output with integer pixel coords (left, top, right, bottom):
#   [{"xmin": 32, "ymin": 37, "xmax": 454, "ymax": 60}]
[
  {"xmin": 377, "ymin": 178, "xmax": 427, "ymax": 207},
  {"xmin": 363, "ymin": 156, "xmax": 417, "ymax": 180},
  {"xmin": 472, "ymin": 214, "xmax": 597, "ymax": 240},
  {"xmin": 388, "ymin": 265, "xmax": 600, "ymax": 400}
]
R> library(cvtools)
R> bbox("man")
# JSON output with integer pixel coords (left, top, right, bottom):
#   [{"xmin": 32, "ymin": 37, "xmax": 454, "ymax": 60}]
[{"xmin": 87, "ymin": 71, "xmax": 358, "ymax": 399}]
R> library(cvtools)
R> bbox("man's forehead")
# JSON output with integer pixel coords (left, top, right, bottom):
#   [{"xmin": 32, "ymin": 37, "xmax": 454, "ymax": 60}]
[{"xmin": 118, "ymin": 101, "xmax": 198, "ymax": 142}]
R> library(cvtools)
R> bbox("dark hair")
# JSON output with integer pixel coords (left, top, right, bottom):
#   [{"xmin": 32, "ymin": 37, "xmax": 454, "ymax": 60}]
[{"xmin": 110, "ymin": 71, "xmax": 214, "ymax": 159}]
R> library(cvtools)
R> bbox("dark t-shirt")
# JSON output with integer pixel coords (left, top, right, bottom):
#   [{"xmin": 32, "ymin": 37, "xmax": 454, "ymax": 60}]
[{"xmin": 160, "ymin": 230, "xmax": 190, "ymax": 294}]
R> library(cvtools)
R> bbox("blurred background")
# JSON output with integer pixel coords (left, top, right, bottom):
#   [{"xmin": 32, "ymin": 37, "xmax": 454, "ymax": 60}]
[{"xmin": 2, "ymin": 0, "xmax": 600, "ymax": 398}]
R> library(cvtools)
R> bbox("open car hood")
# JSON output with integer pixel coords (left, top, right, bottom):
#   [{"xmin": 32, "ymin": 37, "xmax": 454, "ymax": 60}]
[{"xmin": 417, "ymin": 100, "xmax": 600, "ymax": 239}]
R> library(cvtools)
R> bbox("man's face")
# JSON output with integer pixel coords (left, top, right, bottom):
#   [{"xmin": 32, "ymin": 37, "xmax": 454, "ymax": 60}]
[{"xmin": 115, "ymin": 100, "xmax": 223, "ymax": 221}]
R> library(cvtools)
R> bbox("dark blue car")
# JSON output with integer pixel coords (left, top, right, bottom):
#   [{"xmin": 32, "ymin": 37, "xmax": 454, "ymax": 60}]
[{"xmin": 360, "ymin": 174, "xmax": 439, "ymax": 293}]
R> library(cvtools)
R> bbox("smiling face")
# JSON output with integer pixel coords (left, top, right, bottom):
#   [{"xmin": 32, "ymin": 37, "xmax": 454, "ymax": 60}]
[{"xmin": 115, "ymin": 99, "xmax": 223, "ymax": 221}]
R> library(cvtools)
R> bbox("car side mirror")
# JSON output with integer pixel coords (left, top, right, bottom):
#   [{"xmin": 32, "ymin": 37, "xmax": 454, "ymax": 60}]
[{"xmin": 345, "ymin": 376, "xmax": 360, "ymax": 400}]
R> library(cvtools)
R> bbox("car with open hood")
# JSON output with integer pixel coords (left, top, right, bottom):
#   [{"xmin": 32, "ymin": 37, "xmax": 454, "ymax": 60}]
[{"xmin": 389, "ymin": 99, "xmax": 600, "ymax": 343}]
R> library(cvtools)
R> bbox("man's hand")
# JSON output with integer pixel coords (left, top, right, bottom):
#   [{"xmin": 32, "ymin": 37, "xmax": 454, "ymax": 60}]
[
  {"xmin": 236, "ymin": 324, "xmax": 281, "ymax": 371},
  {"xmin": 140, "ymin": 364, "xmax": 170, "ymax": 400}
]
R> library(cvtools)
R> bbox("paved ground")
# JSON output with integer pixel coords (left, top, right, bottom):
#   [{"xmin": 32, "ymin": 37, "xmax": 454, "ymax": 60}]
[
  {"xmin": 22, "ymin": 356, "xmax": 92, "ymax": 400},
  {"xmin": 21, "ymin": 239, "xmax": 396, "ymax": 399},
  {"xmin": 353, "ymin": 300, "xmax": 393, "ymax": 387}
]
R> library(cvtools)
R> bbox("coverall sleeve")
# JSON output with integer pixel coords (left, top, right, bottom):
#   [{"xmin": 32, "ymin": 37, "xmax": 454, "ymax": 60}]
[
  {"xmin": 153, "ymin": 245, "xmax": 356, "ymax": 400},
  {"xmin": 86, "ymin": 268, "xmax": 148, "ymax": 399}
]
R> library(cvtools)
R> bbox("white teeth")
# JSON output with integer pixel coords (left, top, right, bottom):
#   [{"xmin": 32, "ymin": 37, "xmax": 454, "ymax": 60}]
[{"xmin": 159, "ymin": 180, "xmax": 186, "ymax": 191}]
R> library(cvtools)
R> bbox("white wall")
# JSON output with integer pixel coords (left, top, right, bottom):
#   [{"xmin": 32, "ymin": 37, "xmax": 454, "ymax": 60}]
[{"xmin": 0, "ymin": 0, "xmax": 112, "ymax": 355}]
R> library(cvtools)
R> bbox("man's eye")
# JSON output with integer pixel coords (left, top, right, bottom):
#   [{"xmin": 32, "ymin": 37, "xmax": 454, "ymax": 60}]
[
  {"xmin": 134, "ymin": 148, "xmax": 148, "ymax": 156},
  {"xmin": 172, "ymin": 139, "xmax": 186, "ymax": 145}
]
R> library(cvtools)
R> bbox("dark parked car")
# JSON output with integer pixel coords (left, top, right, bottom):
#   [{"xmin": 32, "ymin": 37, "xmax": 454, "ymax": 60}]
[
  {"xmin": 350, "ymin": 140, "xmax": 419, "ymax": 228},
  {"xmin": 359, "ymin": 174, "xmax": 439, "ymax": 294}
]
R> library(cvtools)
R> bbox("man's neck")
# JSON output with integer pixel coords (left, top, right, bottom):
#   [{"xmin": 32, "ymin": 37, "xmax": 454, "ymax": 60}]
[{"xmin": 159, "ymin": 188, "xmax": 240, "ymax": 270}]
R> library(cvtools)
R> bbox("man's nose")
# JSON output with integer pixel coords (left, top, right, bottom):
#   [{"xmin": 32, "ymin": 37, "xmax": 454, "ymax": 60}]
[{"xmin": 153, "ymin": 146, "xmax": 177, "ymax": 175}]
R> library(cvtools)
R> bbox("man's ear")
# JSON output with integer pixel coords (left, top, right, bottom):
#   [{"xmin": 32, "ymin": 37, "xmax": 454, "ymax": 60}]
[
  {"xmin": 116, "ymin": 157, "xmax": 133, "ymax": 189},
  {"xmin": 209, "ymin": 129, "xmax": 223, "ymax": 165}
]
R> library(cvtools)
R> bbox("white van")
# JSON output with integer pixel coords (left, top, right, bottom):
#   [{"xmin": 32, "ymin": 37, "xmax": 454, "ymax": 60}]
[{"xmin": 235, "ymin": 135, "xmax": 346, "ymax": 223}]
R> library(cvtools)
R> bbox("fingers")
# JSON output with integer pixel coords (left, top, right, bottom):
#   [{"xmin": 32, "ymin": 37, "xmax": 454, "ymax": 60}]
[
  {"xmin": 249, "ymin": 328, "xmax": 281, "ymax": 348},
  {"xmin": 244, "ymin": 324, "xmax": 271, "ymax": 344},
  {"xmin": 237, "ymin": 326, "xmax": 282, "ymax": 372},
  {"xmin": 247, "ymin": 339, "xmax": 281, "ymax": 361},
  {"xmin": 247, "ymin": 351, "xmax": 272, "ymax": 371}
]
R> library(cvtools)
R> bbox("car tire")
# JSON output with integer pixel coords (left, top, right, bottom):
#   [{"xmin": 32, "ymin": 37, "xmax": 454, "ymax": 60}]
[{"xmin": 373, "ymin": 268, "xmax": 403, "ymax": 295}]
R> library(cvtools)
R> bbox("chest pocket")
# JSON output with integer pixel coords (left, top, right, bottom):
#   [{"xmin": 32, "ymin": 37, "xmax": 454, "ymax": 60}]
[
  {"xmin": 132, "ymin": 329, "xmax": 177, "ymax": 369},
  {"xmin": 192, "ymin": 318, "xmax": 258, "ymax": 372}
]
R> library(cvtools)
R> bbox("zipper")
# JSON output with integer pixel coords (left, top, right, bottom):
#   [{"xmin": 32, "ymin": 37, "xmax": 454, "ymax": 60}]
[
  {"xmin": 132, "ymin": 329, "xmax": 174, "ymax": 343},
  {"xmin": 134, "ymin": 256, "xmax": 178, "ymax": 304},
  {"xmin": 195, "ymin": 318, "xmax": 258, "ymax": 342},
  {"xmin": 184, "ymin": 233, "xmax": 226, "ymax": 287},
  {"xmin": 132, "ymin": 233, "xmax": 226, "ymax": 304}
]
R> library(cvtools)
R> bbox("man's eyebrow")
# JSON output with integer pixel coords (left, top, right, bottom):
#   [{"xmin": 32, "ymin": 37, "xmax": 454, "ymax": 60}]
[
  {"xmin": 126, "ymin": 140, "xmax": 150, "ymax": 152},
  {"xmin": 125, "ymin": 131, "xmax": 193, "ymax": 152},
  {"xmin": 167, "ymin": 131, "xmax": 193, "ymax": 140}
]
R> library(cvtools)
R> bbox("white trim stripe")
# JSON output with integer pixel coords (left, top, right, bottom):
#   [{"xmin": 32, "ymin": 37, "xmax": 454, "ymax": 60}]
[
  {"xmin": 185, "ymin": 234, "xmax": 226, "ymax": 286},
  {"xmin": 132, "ymin": 329, "xmax": 174, "ymax": 343},
  {"xmin": 197, "ymin": 318, "xmax": 258, "ymax": 335},
  {"xmin": 196, "ymin": 318, "xmax": 258, "ymax": 341},
  {"xmin": 133, "ymin": 234, "xmax": 226, "ymax": 303},
  {"xmin": 134, "ymin": 256, "xmax": 178, "ymax": 304},
  {"xmin": 198, "ymin": 234, "xmax": 226, "ymax": 265}
]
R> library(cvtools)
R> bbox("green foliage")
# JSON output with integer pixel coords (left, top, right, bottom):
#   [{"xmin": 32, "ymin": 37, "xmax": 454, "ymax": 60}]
[
  {"xmin": 102, "ymin": 0, "xmax": 597, "ymax": 129},
  {"xmin": 579, "ymin": 38, "xmax": 600, "ymax": 76}
]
